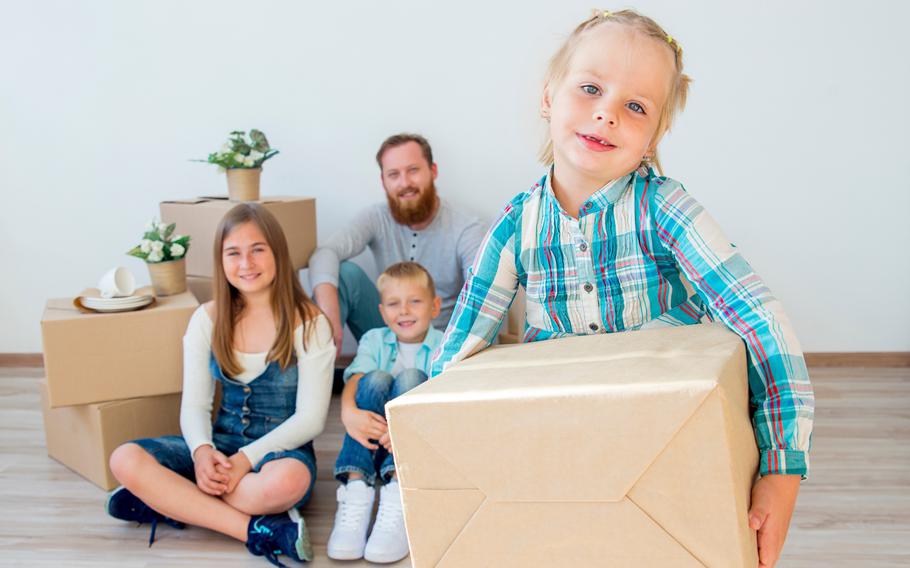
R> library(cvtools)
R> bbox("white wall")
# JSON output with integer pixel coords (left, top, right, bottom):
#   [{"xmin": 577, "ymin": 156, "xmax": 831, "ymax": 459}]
[{"xmin": 1, "ymin": 0, "xmax": 907, "ymax": 353}]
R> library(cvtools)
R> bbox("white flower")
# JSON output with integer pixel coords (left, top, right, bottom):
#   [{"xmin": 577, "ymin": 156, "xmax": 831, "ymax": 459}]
[
  {"xmin": 234, "ymin": 152, "xmax": 247, "ymax": 163},
  {"xmin": 147, "ymin": 250, "xmax": 164, "ymax": 262},
  {"xmin": 244, "ymin": 156, "xmax": 256, "ymax": 167},
  {"xmin": 144, "ymin": 219, "xmax": 157, "ymax": 232},
  {"xmin": 139, "ymin": 239, "xmax": 152, "ymax": 253},
  {"xmin": 157, "ymin": 222, "xmax": 169, "ymax": 234},
  {"xmin": 220, "ymin": 142, "xmax": 233, "ymax": 153},
  {"xmin": 172, "ymin": 234, "xmax": 183, "ymax": 241},
  {"xmin": 150, "ymin": 240, "xmax": 164, "ymax": 252},
  {"xmin": 248, "ymin": 150, "xmax": 264, "ymax": 162},
  {"xmin": 170, "ymin": 243, "xmax": 186, "ymax": 258}
]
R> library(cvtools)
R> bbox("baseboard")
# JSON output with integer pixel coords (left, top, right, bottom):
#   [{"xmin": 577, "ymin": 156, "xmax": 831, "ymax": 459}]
[
  {"xmin": 0, "ymin": 352, "xmax": 354, "ymax": 369},
  {"xmin": 0, "ymin": 353, "xmax": 44, "ymax": 367},
  {"xmin": 803, "ymin": 352, "xmax": 910, "ymax": 368},
  {"xmin": 3, "ymin": 352, "xmax": 908, "ymax": 368}
]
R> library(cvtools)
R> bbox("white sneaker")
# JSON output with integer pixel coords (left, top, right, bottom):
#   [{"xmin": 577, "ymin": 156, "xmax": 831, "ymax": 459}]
[
  {"xmin": 364, "ymin": 479, "xmax": 410, "ymax": 563},
  {"xmin": 327, "ymin": 480, "xmax": 376, "ymax": 560}
]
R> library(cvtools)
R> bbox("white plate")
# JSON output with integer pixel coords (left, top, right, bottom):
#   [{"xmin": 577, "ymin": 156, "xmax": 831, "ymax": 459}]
[
  {"xmin": 81, "ymin": 295, "xmax": 154, "ymax": 312},
  {"xmin": 82, "ymin": 295, "xmax": 153, "ymax": 307}
]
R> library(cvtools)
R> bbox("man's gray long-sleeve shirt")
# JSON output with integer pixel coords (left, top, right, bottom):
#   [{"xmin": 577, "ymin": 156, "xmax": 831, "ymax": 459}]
[{"xmin": 308, "ymin": 199, "xmax": 487, "ymax": 329}]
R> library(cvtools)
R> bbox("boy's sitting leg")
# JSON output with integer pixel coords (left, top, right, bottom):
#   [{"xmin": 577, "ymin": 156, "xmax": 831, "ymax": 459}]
[
  {"xmin": 329, "ymin": 370, "xmax": 394, "ymax": 561},
  {"xmin": 390, "ymin": 368, "xmax": 428, "ymax": 398},
  {"xmin": 362, "ymin": 369, "xmax": 425, "ymax": 563}
]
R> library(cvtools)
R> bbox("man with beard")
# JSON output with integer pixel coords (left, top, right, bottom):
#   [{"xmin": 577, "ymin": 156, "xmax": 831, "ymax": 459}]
[{"xmin": 308, "ymin": 133, "xmax": 486, "ymax": 357}]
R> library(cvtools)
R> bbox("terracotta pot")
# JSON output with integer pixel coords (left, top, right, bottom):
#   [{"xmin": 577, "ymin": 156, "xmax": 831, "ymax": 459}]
[
  {"xmin": 147, "ymin": 258, "xmax": 187, "ymax": 296},
  {"xmin": 226, "ymin": 167, "xmax": 262, "ymax": 201}
]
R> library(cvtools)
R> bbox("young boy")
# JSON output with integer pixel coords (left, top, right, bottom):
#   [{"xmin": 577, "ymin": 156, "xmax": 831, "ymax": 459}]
[{"xmin": 327, "ymin": 261, "xmax": 443, "ymax": 563}]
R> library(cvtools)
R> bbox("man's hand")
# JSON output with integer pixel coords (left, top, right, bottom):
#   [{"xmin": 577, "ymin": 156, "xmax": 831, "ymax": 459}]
[
  {"xmin": 341, "ymin": 405, "xmax": 388, "ymax": 451},
  {"xmin": 216, "ymin": 451, "xmax": 253, "ymax": 493},
  {"xmin": 192, "ymin": 445, "xmax": 231, "ymax": 496},
  {"xmin": 749, "ymin": 474, "xmax": 801, "ymax": 568},
  {"xmin": 313, "ymin": 283, "xmax": 345, "ymax": 358}
]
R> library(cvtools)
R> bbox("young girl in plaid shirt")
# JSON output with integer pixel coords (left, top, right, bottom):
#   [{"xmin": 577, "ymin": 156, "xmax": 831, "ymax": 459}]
[{"xmin": 432, "ymin": 9, "xmax": 814, "ymax": 568}]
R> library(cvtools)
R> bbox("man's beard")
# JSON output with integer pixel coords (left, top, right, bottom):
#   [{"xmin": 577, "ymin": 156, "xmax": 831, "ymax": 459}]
[{"xmin": 385, "ymin": 181, "xmax": 438, "ymax": 226}]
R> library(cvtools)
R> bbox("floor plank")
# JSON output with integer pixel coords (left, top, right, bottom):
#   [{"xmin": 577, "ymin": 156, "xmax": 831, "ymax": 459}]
[{"xmin": 0, "ymin": 367, "xmax": 907, "ymax": 566}]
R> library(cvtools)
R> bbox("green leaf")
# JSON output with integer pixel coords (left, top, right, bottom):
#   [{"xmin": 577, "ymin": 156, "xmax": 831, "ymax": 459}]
[
  {"xmin": 250, "ymin": 129, "xmax": 270, "ymax": 152},
  {"xmin": 172, "ymin": 235, "xmax": 191, "ymax": 247},
  {"xmin": 164, "ymin": 223, "xmax": 176, "ymax": 239},
  {"xmin": 126, "ymin": 246, "xmax": 147, "ymax": 259}
]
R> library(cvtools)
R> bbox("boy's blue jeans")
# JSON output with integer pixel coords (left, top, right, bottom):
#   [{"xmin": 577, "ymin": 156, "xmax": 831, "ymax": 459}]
[{"xmin": 334, "ymin": 368, "xmax": 428, "ymax": 486}]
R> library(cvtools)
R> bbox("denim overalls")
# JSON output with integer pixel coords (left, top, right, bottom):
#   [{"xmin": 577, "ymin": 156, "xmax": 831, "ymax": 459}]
[{"xmin": 133, "ymin": 352, "xmax": 318, "ymax": 508}]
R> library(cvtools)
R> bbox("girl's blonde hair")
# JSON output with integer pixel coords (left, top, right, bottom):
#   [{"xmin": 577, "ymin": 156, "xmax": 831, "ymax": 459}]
[
  {"xmin": 539, "ymin": 9, "xmax": 691, "ymax": 174},
  {"xmin": 211, "ymin": 203, "xmax": 326, "ymax": 377}
]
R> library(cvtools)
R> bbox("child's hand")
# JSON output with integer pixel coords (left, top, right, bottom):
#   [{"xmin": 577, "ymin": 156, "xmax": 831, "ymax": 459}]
[
  {"xmin": 748, "ymin": 474, "xmax": 801, "ymax": 568},
  {"xmin": 192, "ymin": 445, "xmax": 231, "ymax": 496},
  {"xmin": 341, "ymin": 406, "xmax": 388, "ymax": 450},
  {"xmin": 217, "ymin": 451, "xmax": 253, "ymax": 494},
  {"xmin": 378, "ymin": 432, "xmax": 392, "ymax": 452}
]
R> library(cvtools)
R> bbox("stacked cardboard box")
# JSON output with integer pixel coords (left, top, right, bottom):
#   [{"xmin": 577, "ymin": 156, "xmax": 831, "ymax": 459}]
[
  {"xmin": 160, "ymin": 196, "xmax": 317, "ymax": 303},
  {"xmin": 387, "ymin": 323, "xmax": 759, "ymax": 567},
  {"xmin": 39, "ymin": 291, "xmax": 197, "ymax": 489}
]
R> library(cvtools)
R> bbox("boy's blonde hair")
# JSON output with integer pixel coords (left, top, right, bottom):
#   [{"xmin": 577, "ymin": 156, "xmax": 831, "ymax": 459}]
[
  {"xmin": 539, "ymin": 9, "xmax": 691, "ymax": 174},
  {"xmin": 377, "ymin": 261, "xmax": 437, "ymax": 299}
]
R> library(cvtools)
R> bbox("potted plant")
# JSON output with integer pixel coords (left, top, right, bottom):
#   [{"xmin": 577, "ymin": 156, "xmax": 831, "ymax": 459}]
[
  {"xmin": 127, "ymin": 219, "xmax": 191, "ymax": 296},
  {"xmin": 197, "ymin": 129, "xmax": 279, "ymax": 201}
]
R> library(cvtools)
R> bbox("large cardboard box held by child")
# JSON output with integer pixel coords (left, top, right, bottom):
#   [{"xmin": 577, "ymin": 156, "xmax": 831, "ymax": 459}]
[
  {"xmin": 387, "ymin": 324, "xmax": 759, "ymax": 568},
  {"xmin": 159, "ymin": 196, "xmax": 316, "ymax": 278},
  {"xmin": 40, "ymin": 291, "xmax": 197, "ymax": 407},
  {"xmin": 39, "ymin": 382, "xmax": 181, "ymax": 490}
]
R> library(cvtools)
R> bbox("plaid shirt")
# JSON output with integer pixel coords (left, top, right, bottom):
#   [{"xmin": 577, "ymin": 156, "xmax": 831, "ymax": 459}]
[{"xmin": 431, "ymin": 167, "xmax": 814, "ymax": 477}]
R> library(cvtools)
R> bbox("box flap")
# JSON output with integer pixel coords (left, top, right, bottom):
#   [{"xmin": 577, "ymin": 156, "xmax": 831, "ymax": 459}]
[
  {"xmin": 437, "ymin": 499, "xmax": 704, "ymax": 567},
  {"xmin": 401, "ymin": 489, "xmax": 485, "ymax": 568}
]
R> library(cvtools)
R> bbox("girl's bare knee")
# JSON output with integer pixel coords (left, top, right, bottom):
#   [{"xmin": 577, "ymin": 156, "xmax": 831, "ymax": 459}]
[
  {"xmin": 109, "ymin": 443, "xmax": 150, "ymax": 486},
  {"xmin": 263, "ymin": 466, "xmax": 310, "ymax": 506}
]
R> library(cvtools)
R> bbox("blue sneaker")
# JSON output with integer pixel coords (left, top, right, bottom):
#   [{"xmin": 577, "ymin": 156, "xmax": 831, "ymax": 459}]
[
  {"xmin": 105, "ymin": 486, "xmax": 185, "ymax": 546},
  {"xmin": 246, "ymin": 511, "xmax": 313, "ymax": 567}
]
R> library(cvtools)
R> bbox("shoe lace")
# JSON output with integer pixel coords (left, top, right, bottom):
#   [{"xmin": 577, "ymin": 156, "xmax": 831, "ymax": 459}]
[
  {"xmin": 337, "ymin": 494, "xmax": 371, "ymax": 530},
  {"xmin": 372, "ymin": 491, "xmax": 403, "ymax": 533},
  {"xmin": 247, "ymin": 521, "xmax": 288, "ymax": 568}
]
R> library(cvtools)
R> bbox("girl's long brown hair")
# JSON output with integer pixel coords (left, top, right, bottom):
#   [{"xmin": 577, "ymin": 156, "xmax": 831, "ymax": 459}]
[{"xmin": 211, "ymin": 203, "xmax": 327, "ymax": 377}]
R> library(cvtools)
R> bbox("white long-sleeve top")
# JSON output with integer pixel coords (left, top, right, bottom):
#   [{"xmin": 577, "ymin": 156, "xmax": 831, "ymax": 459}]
[{"xmin": 179, "ymin": 306, "xmax": 335, "ymax": 465}]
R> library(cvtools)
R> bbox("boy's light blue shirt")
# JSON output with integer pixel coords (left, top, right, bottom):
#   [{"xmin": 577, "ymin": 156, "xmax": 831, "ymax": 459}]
[{"xmin": 343, "ymin": 326, "xmax": 444, "ymax": 382}]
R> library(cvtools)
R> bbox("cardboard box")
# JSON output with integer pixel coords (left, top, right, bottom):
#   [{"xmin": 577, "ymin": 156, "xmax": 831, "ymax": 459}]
[
  {"xmin": 160, "ymin": 196, "xmax": 316, "ymax": 278},
  {"xmin": 187, "ymin": 275, "xmax": 213, "ymax": 304},
  {"xmin": 387, "ymin": 324, "xmax": 759, "ymax": 567},
  {"xmin": 41, "ymin": 291, "xmax": 198, "ymax": 407},
  {"xmin": 40, "ymin": 382, "xmax": 181, "ymax": 490}
]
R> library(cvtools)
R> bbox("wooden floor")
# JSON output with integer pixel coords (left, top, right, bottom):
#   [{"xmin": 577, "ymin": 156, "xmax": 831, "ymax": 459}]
[{"xmin": 0, "ymin": 366, "xmax": 907, "ymax": 567}]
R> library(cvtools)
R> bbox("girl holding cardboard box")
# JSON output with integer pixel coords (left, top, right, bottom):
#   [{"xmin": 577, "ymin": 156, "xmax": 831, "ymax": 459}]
[
  {"xmin": 107, "ymin": 203, "xmax": 335, "ymax": 567},
  {"xmin": 432, "ymin": 9, "xmax": 814, "ymax": 568}
]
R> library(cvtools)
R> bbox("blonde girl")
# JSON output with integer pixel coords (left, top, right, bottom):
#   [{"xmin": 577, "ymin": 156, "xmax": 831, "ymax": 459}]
[{"xmin": 432, "ymin": 10, "xmax": 814, "ymax": 568}]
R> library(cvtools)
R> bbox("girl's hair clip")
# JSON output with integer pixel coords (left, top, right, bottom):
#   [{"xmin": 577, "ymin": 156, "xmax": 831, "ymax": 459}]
[
  {"xmin": 666, "ymin": 34, "xmax": 681, "ymax": 53},
  {"xmin": 592, "ymin": 9, "xmax": 613, "ymax": 19}
]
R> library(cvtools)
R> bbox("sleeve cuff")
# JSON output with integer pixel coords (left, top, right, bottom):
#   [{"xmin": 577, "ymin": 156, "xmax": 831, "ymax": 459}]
[
  {"xmin": 309, "ymin": 272, "xmax": 339, "ymax": 290},
  {"xmin": 238, "ymin": 444, "xmax": 264, "ymax": 468},
  {"xmin": 187, "ymin": 440, "xmax": 213, "ymax": 463},
  {"xmin": 759, "ymin": 449, "xmax": 809, "ymax": 479}
]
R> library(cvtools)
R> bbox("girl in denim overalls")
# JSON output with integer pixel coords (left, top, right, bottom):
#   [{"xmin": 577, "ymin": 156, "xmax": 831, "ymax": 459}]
[{"xmin": 106, "ymin": 203, "xmax": 335, "ymax": 567}]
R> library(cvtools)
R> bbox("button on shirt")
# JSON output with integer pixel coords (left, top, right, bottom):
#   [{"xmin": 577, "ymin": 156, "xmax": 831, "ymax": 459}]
[{"xmin": 431, "ymin": 167, "xmax": 814, "ymax": 478}]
